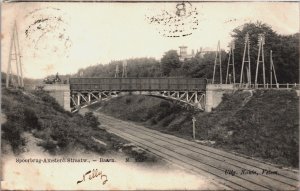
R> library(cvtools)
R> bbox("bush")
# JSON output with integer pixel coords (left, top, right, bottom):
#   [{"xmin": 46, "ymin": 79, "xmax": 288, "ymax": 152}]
[
  {"xmin": 24, "ymin": 107, "xmax": 40, "ymax": 130},
  {"xmin": 146, "ymin": 108, "xmax": 157, "ymax": 119},
  {"xmin": 33, "ymin": 90, "xmax": 65, "ymax": 112},
  {"xmin": 38, "ymin": 139, "xmax": 57, "ymax": 154},
  {"xmin": 84, "ymin": 112, "xmax": 100, "ymax": 129},
  {"xmin": 1, "ymin": 122, "xmax": 25, "ymax": 153},
  {"xmin": 138, "ymin": 96, "xmax": 145, "ymax": 103},
  {"xmin": 161, "ymin": 114, "xmax": 175, "ymax": 127},
  {"xmin": 125, "ymin": 97, "xmax": 132, "ymax": 104},
  {"xmin": 159, "ymin": 100, "xmax": 170, "ymax": 108}
]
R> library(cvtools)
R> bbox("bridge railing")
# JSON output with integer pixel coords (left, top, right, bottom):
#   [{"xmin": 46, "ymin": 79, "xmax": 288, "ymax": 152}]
[
  {"xmin": 69, "ymin": 77, "xmax": 207, "ymax": 91},
  {"xmin": 232, "ymin": 83, "xmax": 300, "ymax": 90}
]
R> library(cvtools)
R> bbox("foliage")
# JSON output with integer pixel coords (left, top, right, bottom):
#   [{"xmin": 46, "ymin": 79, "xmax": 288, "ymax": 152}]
[
  {"xmin": 181, "ymin": 51, "xmax": 227, "ymax": 80},
  {"xmin": 33, "ymin": 90, "xmax": 65, "ymax": 113},
  {"xmin": 2, "ymin": 122, "xmax": 26, "ymax": 153},
  {"xmin": 75, "ymin": 57, "xmax": 161, "ymax": 78},
  {"xmin": 99, "ymin": 90, "xmax": 299, "ymax": 168},
  {"xmin": 38, "ymin": 139, "xmax": 57, "ymax": 154},
  {"xmin": 83, "ymin": 111, "xmax": 101, "ymax": 129},
  {"xmin": 1, "ymin": 88, "xmax": 123, "ymax": 155},
  {"xmin": 231, "ymin": 21, "xmax": 299, "ymax": 83},
  {"xmin": 71, "ymin": 22, "xmax": 298, "ymax": 84},
  {"xmin": 24, "ymin": 107, "xmax": 40, "ymax": 130},
  {"xmin": 160, "ymin": 50, "xmax": 181, "ymax": 76}
]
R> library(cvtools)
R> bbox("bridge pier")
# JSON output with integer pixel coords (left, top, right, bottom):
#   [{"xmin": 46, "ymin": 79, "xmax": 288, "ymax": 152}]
[
  {"xmin": 205, "ymin": 84, "xmax": 235, "ymax": 112},
  {"xmin": 43, "ymin": 84, "xmax": 71, "ymax": 111}
]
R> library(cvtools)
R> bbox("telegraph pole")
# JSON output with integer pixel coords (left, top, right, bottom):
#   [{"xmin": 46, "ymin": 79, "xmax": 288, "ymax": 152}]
[
  {"xmin": 225, "ymin": 41, "xmax": 235, "ymax": 84},
  {"xmin": 6, "ymin": 21, "xmax": 23, "ymax": 88},
  {"xmin": 255, "ymin": 34, "xmax": 266, "ymax": 88},
  {"xmin": 122, "ymin": 60, "xmax": 127, "ymax": 78},
  {"xmin": 192, "ymin": 116, "xmax": 196, "ymax": 140},
  {"xmin": 239, "ymin": 33, "xmax": 251, "ymax": 87},
  {"xmin": 212, "ymin": 40, "xmax": 222, "ymax": 84},
  {"xmin": 270, "ymin": 50, "xmax": 278, "ymax": 88},
  {"xmin": 115, "ymin": 64, "xmax": 119, "ymax": 78}
]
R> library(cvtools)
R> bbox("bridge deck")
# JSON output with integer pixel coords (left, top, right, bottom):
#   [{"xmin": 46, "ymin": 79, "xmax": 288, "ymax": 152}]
[{"xmin": 69, "ymin": 77, "xmax": 207, "ymax": 91}]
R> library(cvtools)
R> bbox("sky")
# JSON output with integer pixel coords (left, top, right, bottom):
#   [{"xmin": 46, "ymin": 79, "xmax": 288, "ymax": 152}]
[{"xmin": 1, "ymin": 2, "xmax": 299, "ymax": 79}]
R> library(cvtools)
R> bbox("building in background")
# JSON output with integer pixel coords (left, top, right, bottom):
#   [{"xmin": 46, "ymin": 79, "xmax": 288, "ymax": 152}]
[
  {"xmin": 179, "ymin": 46, "xmax": 215, "ymax": 61},
  {"xmin": 198, "ymin": 47, "xmax": 215, "ymax": 58},
  {"xmin": 179, "ymin": 46, "xmax": 195, "ymax": 61}
]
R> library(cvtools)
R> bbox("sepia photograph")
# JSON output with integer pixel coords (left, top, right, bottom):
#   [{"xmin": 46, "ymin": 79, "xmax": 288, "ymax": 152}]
[{"xmin": 1, "ymin": 0, "xmax": 299, "ymax": 190}]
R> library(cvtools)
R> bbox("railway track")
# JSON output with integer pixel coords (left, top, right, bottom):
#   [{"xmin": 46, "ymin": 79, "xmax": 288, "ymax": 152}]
[{"xmin": 94, "ymin": 112, "xmax": 299, "ymax": 190}]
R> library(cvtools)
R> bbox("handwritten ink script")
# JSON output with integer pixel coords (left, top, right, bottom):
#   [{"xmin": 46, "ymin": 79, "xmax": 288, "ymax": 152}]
[
  {"xmin": 77, "ymin": 169, "xmax": 108, "ymax": 185},
  {"xmin": 225, "ymin": 169, "xmax": 279, "ymax": 176}
]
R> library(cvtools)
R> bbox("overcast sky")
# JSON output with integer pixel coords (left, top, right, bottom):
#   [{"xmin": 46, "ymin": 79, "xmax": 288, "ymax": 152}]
[{"xmin": 1, "ymin": 2, "xmax": 299, "ymax": 79}]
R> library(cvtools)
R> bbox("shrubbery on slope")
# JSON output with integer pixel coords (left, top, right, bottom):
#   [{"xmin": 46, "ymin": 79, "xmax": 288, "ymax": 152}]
[
  {"xmin": 97, "ymin": 90, "xmax": 299, "ymax": 168},
  {"xmin": 1, "ymin": 88, "xmax": 123, "ymax": 155}
]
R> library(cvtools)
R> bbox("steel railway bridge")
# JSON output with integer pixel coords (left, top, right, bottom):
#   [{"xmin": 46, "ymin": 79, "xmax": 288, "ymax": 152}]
[
  {"xmin": 69, "ymin": 77, "xmax": 207, "ymax": 112},
  {"xmin": 40, "ymin": 77, "xmax": 299, "ymax": 113}
]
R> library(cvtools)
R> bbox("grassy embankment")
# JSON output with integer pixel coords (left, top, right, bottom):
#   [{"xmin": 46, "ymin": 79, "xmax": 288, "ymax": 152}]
[
  {"xmin": 94, "ymin": 90, "xmax": 299, "ymax": 168},
  {"xmin": 1, "ymin": 88, "xmax": 158, "ymax": 162}
]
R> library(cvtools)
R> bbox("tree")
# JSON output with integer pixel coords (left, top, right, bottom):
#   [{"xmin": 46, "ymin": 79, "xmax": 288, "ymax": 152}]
[
  {"xmin": 74, "ymin": 58, "xmax": 161, "ymax": 78},
  {"xmin": 180, "ymin": 50, "xmax": 227, "ymax": 81},
  {"xmin": 272, "ymin": 33, "xmax": 299, "ymax": 83},
  {"xmin": 161, "ymin": 50, "xmax": 181, "ymax": 76},
  {"xmin": 231, "ymin": 21, "xmax": 299, "ymax": 83}
]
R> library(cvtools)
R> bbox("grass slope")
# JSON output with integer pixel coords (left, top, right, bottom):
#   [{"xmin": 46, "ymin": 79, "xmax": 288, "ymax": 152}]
[
  {"xmin": 1, "ymin": 88, "xmax": 158, "ymax": 162},
  {"xmin": 96, "ymin": 90, "xmax": 299, "ymax": 168}
]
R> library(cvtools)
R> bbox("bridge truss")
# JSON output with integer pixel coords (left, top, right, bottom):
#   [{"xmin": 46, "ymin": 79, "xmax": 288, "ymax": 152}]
[{"xmin": 70, "ymin": 90, "xmax": 205, "ymax": 113}]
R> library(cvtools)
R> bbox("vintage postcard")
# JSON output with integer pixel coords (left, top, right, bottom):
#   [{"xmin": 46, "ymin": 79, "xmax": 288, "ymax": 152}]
[{"xmin": 1, "ymin": 0, "xmax": 299, "ymax": 190}]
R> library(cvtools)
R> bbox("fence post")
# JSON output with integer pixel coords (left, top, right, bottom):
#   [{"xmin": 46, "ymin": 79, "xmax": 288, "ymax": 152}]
[
  {"xmin": 287, "ymin": 83, "xmax": 289, "ymax": 89},
  {"xmin": 192, "ymin": 117, "xmax": 196, "ymax": 140}
]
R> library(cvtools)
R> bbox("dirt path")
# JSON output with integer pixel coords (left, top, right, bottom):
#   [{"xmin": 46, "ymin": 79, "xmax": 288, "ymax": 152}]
[{"xmin": 94, "ymin": 111, "xmax": 299, "ymax": 190}]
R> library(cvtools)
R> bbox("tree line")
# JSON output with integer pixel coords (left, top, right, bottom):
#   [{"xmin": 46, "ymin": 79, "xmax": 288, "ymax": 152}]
[{"xmin": 74, "ymin": 22, "xmax": 299, "ymax": 84}]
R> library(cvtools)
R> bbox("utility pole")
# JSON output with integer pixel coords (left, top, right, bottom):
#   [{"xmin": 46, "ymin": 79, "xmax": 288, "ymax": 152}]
[
  {"xmin": 225, "ymin": 41, "xmax": 235, "ymax": 84},
  {"xmin": 239, "ymin": 33, "xmax": 251, "ymax": 88},
  {"xmin": 212, "ymin": 40, "xmax": 222, "ymax": 84},
  {"xmin": 192, "ymin": 116, "xmax": 196, "ymax": 140},
  {"xmin": 255, "ymin": 34, "xmax": 266, "ymax": 88},
  {"xmin": 122, "ymin": 60, "xmax": 127, "ymax": 78},
  {"xmin": 115, "ymin": 64, "xmax": 119, "ymax": 78},
  {"xmin": 270, "ymin": 50, "xmax": 278, "ymax": 88},
  {"xmin": 6, "ymin": 21, "xmax": 24, "ymax": 88}
]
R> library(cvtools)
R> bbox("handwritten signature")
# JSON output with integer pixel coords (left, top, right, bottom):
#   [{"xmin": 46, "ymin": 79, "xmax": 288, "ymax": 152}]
[{"xmin": 77, "ymin": 169, "xmax": 108, "ymax": 185}]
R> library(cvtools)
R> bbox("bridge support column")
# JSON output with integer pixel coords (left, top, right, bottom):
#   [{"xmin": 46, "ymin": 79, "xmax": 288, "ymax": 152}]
[
  {"xmin": 43, "ymin": 84, "xmax": 71, "ymax": 111},
  {"xmin": 88, "ymin": 93, "xmax": 91, "ymax": 104},
  {"xmin": 77, "ymin": 94, "xmax": 80, "ymax": 106},
  {"xmin": 205, "ymin": 84, "xmax": 235, "ymax": 112}
]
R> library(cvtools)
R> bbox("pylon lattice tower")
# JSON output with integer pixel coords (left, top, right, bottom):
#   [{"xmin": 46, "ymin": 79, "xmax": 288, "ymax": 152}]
[
  {"xmin": 6, "ymin": 21, "xmax": 24, "ymax": 88},
  {"xmin": 115, "ymin": 64, "xmax": 119, "ymax": 78},
  {"xmin": 212, "ymin": 40, "xmax": 222, "ymax": 84},
  {"xmin": 269, "ymin": 50, "xmax": 278, "ymax": 88},
  {"xmin": 225, "ymin": 41, "xmax": 235, "ymax": 84},
  {"xmin": 122, "ymin": 60, "xmax": 127, "ymax": 78},
  {"xmin": 255, "ymin": 33, "xmax": 266, "ymax": 87},
  {"xmin": 239, "ymin": 33, "xmax": 251, "ymax": 87}
]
